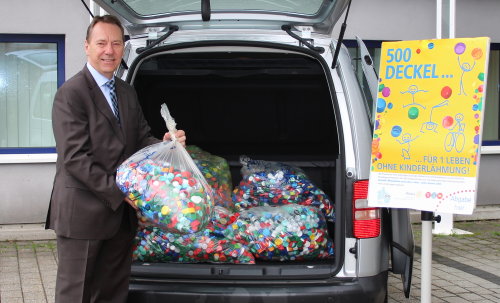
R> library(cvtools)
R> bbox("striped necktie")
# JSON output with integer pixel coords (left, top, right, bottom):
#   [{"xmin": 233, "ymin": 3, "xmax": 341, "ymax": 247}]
[{"xmin": 105, "ymin": 78, "xmax": 120, "ymax": 124}]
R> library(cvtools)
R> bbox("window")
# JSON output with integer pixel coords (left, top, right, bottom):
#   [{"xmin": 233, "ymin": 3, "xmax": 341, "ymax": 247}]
[
  {"xmin": 482, "ymin": 45, "xmax": 500, "ymax": 144},
  {"xmin": 346, "ymin": 40, "xmax": 500, "ymax": 146},
  {"xmin": 345, "ymin": 40, "xmax": 382, "ymax": 125},
  {"xmin": 0, "ymin": 34, "xmax": 64, "ymax": 153},
  {"xmin": 121, "ymin": 0, "xmax": 332, "ymax": 16}
]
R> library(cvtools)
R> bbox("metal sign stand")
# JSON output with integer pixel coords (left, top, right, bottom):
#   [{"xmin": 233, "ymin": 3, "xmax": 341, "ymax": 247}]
[
  {"xmin": 420, "ymin": 2, "xmax": 458, "ymax": 302},
  {"xmin": 420, "ymin": 211, "xmax": 440, "ymax": 303},
  {"xmin": 432, "ymin": 0, "xmax": 457, "ymax": 236}
]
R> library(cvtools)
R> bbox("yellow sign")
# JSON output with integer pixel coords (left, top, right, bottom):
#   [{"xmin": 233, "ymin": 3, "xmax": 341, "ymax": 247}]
[{"xmin": 368, "ymin": 37, "xmax": 490, "ymax": 214}]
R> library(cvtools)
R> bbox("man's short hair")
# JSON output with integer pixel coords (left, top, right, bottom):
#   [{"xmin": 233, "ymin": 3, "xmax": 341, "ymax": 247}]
[{"xmin": 86, "ymin": 15, "xmax": 124, "ymax": 42}]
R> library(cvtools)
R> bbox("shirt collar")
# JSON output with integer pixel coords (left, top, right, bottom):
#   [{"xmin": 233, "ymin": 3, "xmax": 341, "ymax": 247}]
[{"xmin": 86, "ymin": 62, "xmax": 113, "ymax": 87}]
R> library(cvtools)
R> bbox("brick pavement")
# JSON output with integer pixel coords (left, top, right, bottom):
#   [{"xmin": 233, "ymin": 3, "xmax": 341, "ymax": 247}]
[
  {"xmin": 0, "ymin": 241, "xmax": 56, "ymax": 303},
  {"xmin": 389, "ymin": 220, "xmax": 500, "ymax": 302},
  {"xmin": 0, "ymin": 220, "xmax": 499, "ymax": 303}
]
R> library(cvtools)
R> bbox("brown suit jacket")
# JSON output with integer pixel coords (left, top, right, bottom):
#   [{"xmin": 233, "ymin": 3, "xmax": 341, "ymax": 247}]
[{"xmin": 46, "ymin": 65, "xmax": 159, "ymax": 239}]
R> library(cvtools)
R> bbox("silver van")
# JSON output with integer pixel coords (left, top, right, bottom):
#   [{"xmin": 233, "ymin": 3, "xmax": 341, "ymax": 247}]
[{"xmin": 95, "ymin": 1, "xmax": 414, "ymax": 302}]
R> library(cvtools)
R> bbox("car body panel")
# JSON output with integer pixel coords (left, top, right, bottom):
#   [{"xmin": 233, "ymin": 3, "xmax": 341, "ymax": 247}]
[
  {"xmin": 333, "ymin": 42, "xmax": 373, "ymax": 180},
  {"xmin": 93, "ymin": 2, "xmax": 414, "ymax": 300},
  {"xmin": 128, "ymin": 272, "xmax": 388, "ymax": 303},
  {"xmin": 355, "ymin": 36, "xmax": 379, "ymax": 104},
  {"xmin": 352, "ymin": 38, "xmax": 415, "ymax": 297},
  {"xmin": 389, "ymin": 208, "xmax": 415, "ymax": 297}
]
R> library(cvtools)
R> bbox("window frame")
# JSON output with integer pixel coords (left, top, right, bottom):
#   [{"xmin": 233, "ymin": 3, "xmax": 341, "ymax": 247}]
[
  {"xmin": 482, "ymin": 43, "xmax": 500, "ymax": 149},
  {"xmin": 0, "ymin": 33, "xmax": 64, "ymax": 162}
]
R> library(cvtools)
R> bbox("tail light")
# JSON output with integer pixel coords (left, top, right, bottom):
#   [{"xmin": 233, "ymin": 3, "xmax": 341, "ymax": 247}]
[{"xmin": 353, "ymin": 180, "xmax": 381, "ymax": 238}]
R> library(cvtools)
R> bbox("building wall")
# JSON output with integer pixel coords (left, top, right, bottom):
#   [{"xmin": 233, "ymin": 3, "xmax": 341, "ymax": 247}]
[
  {"xmin": 333, "ymin": 0, "xmax": 500, "ymax": 42},
  {"xmin": 1, "ymin": 0, "xmax": 90, "ymax": 80},
  {"xmin": 334, "ymin": 0, "xmax": 437, "ymax": 41},
  {"xmin": 1, "ymin": 0, "xmax": 499, "ymax": 224},
  {"xmin": 457, "ymin": 0, "xmax": 500, "ymax": 42},
  {"xmin": 0, "ymin": 163, "xmax": 56, "ymax": 224},
  {"xmin": 476, "ymin": 154, "xmax": 500, "ymax": 205},
  {"xmin": 0, "ymin": 0, "xmax": 90, "ymax": 224}
]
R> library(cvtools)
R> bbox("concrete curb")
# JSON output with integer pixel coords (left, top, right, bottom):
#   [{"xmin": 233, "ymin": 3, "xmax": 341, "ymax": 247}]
[
  {"xmin": 0, "ymin": 223, "xmax": 56, "ymax": 241},
  {"xmin": 1, "ymin": 206, "xmax": 499, "ymax": 242}
]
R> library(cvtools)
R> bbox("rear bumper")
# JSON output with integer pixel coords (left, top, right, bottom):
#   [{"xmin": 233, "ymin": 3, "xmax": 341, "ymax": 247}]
[{"xmin": 127, "ymin": 271, "xmax": 388, "ymax": 303}]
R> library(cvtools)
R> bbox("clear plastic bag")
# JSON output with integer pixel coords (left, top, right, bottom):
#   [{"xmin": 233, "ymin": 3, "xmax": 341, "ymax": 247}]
[
  {"xmin": 222, "ymin": 204, "xmax": 334, "ymax": 261},
  {"xmin": 186, "ymin": 146, "xmax": 234, "ymax": 210},
  {"xmin": 203, "ymin": 205, "xmax": 240, "ymax": 237},
  {"xmin": 132, "ymin": 226, "xmax": 255, "ymax": 264},
  {"xmin": 232, "ymin": 156, "xmax": 335, "ymax": 220},
  {"xmin": 116, "ymin": 104, "xmax": 214, "ymax": 234}
]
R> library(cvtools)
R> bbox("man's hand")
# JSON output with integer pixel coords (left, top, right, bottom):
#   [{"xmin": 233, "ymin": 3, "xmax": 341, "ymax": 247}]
[
  {"xmin": 163, "ymin": 129, "xmax": 186, "ymax": 147},
  {"xmin": 124, "ymin": 196, "xmax": 138, "ymax": 211}
]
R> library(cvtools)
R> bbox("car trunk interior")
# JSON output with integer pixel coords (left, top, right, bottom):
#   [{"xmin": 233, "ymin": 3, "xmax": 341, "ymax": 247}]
[{"xmin": 129, "ymin": 49, "xmax": 342, "ymax": 277}]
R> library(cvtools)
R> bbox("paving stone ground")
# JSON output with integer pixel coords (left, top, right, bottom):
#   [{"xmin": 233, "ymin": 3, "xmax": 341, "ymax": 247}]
[
  {"xmin": 0, "ymin": 241, "xmax": 56, "ymax": 303},
  {"xmin": 389, "ymin": 220, "xmax": 500, "ymax": 302},
  {"xmin": 0, "ymin": 220, "xmax": 499, "ymax": 303}
]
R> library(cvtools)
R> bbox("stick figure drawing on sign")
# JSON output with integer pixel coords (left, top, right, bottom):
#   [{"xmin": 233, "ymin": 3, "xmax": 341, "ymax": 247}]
[
  {"xmin": 397, "ymin": 133, "xmax": 419, "ymax": 160},
  {"xmin": 458, "ymin": 56, "xmax": 476, "ymax": 96},
  {"xmin": 401, "ymin": 85, "xmax": 427, "ymax": 109},
  {"xmin": 420, "ymin": 100, "xmax": 449, "ymax": 133}
]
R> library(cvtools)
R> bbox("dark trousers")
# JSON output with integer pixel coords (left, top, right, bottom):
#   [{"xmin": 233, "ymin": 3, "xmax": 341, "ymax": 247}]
[{"xmin": 55, "ymin": 211, "xmax": 135, "ymax": 303}]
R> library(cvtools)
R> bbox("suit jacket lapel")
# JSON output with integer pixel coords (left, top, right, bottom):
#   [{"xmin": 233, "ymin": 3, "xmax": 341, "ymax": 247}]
[
  {"xmin": 83, "ymin": 66, "xmax": 125, "ymax": 143},
  {"xmin": 115, "ymin": 80, "xmax": 129, "ymax": 143}
]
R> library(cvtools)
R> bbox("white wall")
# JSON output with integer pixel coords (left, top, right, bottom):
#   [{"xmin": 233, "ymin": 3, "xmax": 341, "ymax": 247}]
[
  {"xmin": 333, "ymin": 0, "xmax": 500, "ymax": 42},
  {"xmin": 0, "ymin": 164, "xmax": 56, "ymax": 224},
  {"xmin": 456, "ymin": 0, "xmax": 500, "ymax": 42},
  {"xmin": 1, "ymin": 0, "xmax": 90, "ymax": 79},
  {"xmin": 0, "ymin": 0, "xmax": 90, "ymax": 224}
]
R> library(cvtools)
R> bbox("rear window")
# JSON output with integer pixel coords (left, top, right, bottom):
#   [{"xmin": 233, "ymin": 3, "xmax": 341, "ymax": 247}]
[{"xmin": 122, "ymin": 0, "xmax": 335, "ymax": 16}]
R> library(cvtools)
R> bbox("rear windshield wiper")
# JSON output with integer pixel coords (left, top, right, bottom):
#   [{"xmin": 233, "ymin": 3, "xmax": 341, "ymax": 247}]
[
  {"xmin": 136, "ymin": 26, "xmax": 179, "ymax": 54},
  {"xmin": 202, "ymin": 0, "xmax": 211, "ymax": 21},
  {"xmin": 281, "ymin": 25, "xmax": 325, "ymax": 53}
]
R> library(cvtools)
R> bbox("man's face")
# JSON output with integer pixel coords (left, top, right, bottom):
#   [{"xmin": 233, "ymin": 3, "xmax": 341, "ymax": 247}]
[{"xmin": 85, "ymin": 22, "xmax": 124, "ymax": 79}]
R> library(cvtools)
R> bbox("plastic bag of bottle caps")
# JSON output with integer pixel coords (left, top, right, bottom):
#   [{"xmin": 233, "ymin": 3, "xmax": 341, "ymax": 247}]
[
  {"xmin": 186, "ymin": 145, "xmax": 234, "ymax": 209},
  {"xmin": 203, "ymin": 206, "xmax": 240, "ymax": 237},
  {"xmin": 223, "ymin": 204, "xmax": 334, "ymax": 261},
  {"xmin": 232, "ymin": 156, "xmax": 334, "ymax": 220},
  {"xmin": 116, "ymin": 104, "xmax": 214, "ymax": 234},
  {"xmin": 132, "ymin": 226, "xmax": 254, "ymax": 264}
]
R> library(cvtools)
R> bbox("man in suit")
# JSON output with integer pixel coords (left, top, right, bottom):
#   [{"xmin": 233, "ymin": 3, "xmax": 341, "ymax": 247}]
[{"xmin": 45, "ymin": 15, "xmax": 186, "ymax": 303}]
